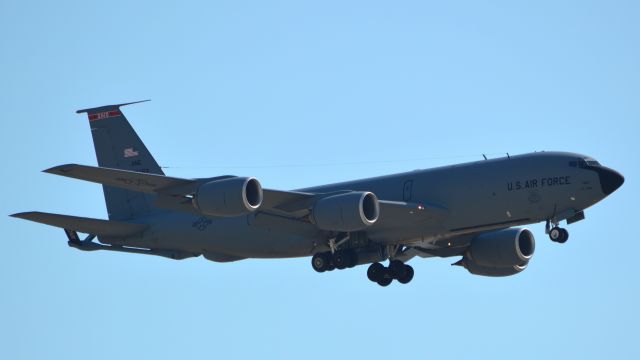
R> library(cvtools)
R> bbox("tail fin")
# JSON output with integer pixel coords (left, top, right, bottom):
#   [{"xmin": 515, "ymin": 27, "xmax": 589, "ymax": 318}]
[{"xmin": 76, "ymin": 100, "xmax": 163, "ymax": 221}]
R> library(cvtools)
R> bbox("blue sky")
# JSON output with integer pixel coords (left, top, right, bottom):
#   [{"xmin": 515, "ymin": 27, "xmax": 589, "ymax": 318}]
[{"xmin": 1, "ymin": 1, "xmax": 638, "ymax": 359}]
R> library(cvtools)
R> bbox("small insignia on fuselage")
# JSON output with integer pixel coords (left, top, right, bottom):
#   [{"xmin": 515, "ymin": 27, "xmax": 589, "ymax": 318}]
[
  {"xmin": 192, "ymin": 217, "xmax": 212, "ymax": 231},
  {"xmin": 528, "ymin": 192, "xmax": 541, "ymax": 204}
]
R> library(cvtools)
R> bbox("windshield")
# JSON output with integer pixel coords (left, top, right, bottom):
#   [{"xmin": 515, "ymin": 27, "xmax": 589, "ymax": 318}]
[{"xmin": 569, "ymin": 159, "xmax": 601, "ymax": 168}]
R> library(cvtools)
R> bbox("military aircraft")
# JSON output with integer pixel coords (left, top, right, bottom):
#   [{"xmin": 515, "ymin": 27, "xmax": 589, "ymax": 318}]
[{"xmin": 12, "ymin": 101, "xmax": 624, "ymax": 286}]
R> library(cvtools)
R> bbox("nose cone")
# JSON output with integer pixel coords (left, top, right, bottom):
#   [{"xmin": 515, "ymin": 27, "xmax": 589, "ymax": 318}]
[{"xmin": 597, "ymin": 167, "xmax": 625, "ymax": 195}]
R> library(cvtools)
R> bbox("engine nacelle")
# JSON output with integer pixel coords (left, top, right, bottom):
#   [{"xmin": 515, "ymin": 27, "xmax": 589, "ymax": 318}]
[
  {"xmin": 460, "ymin": 260, "xmax": 528, "ymax": 277},
  {"xmin": 458, "ymin": 228, "xmax": 535, "ymax": 277},
  {"xmin": 192, "ymin": 177, "xmax": 263, "ymax": 217},
  {"xmin": 469, "ymin": 228, "xmax": 535, "ymax": 267},
  {"xmin": 311, "ymin": 192, "xmax": 379, "ymax": 232}
]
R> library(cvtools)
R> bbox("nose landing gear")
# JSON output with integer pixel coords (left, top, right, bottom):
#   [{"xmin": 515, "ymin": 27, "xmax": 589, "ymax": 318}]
[{"xmin": 546, "ymin": 220, "xmax": 569, "ymax": 243}]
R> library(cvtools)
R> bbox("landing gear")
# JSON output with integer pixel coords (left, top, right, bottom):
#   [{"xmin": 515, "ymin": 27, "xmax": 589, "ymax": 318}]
[
  {"xmin": 397, "ymin": 265, "xmax": 414, "ymax": 284},
  {"xmin": 311, "ymin": 252, "xmax": 331, "ymax": 272},
  {"xmin": 367, "ymin": 262, "xmax": 385, "ymax": 282},
  {"xmin": 546, "ymin": 219, "xmax": 569, "ymax": 243},
  {"xmin": 332, "ymin": 251, "xmax": 351, "ymax": 270},
  {"xmin": 548, "ymin": 226, "xmax": 569, "ymax": 243},
  {"xmin": 311, "ymin": 236, "xmax": 414, "ymax": 286},
  {"xmin": 367, "ymin": 261, "xmax": 414, "ymax": 286},
  {"xmin": 311, "ymin": 249, "xmax": 357, "ymax": 273}
]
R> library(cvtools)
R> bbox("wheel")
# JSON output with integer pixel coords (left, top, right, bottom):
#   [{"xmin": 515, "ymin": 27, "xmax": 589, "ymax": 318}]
[
  {"xmin": 397, "ymin": 265, "xmax": 414, "ymax": 284},
  {"xmin": 389, "ymin": 260, "xmax": 407, "ymax": 279},
  {"xmin": 311, "ymin": 253, "xmax": 330, "ymax": 272},
  {"xmin": 549, "ymin": 227, "xmax": 562, "ymax": 242},
  {"xmin": 367, "ymin": 262, "xmax": 385, "ymax": 282},
  {"xmin": 333, "ymin": 251, "xmax": 350, "ymax": 270},
  {"xmin": 377, "ymin": 275, "xmax": 393, "ymax": 287},
  {"xmin": 557, "ymin": 228, "xmax": 569, "ymax": 243}
]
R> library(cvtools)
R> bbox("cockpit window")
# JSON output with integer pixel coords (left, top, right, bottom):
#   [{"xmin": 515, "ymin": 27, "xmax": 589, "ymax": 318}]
[{"xmin": 572, "ymin": 159, "xmax": 601, "ymax": 168}]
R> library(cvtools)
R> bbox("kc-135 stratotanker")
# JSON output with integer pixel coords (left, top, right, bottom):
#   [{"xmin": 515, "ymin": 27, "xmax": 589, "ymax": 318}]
[{"xmin": 12, "ymin": 101, "xmax": 624, "ymax": 286}]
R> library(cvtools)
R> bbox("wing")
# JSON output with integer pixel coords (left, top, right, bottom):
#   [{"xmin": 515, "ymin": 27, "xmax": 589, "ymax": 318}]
[
  {"xmin": 44, "ymin": 164, "xmax": 330, "ymax": 216},
  {"xmin": 43, "ymin": 164, "xmax": 449, "ymax": 235}
]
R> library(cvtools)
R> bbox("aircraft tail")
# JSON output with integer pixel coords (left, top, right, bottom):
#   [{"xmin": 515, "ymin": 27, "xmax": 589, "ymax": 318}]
[{"xmin": 76, "ymin": 100, "xmax": 163, "ymax": 221}]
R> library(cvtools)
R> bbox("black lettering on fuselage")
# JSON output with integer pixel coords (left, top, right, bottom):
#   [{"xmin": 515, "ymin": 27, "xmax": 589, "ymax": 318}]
[{"xmin": 509, "ymin": 176, "xmax": 569, "ymax": 192}]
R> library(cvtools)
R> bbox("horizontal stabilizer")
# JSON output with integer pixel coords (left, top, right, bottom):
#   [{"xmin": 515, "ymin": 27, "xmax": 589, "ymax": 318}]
[
  {"xmin": 11, "ymin": 212, "xmax": 148, "ymax": 237},
  {"xmin": 44, "ymin": 164, "xmax": 195, "ymax": 194}
]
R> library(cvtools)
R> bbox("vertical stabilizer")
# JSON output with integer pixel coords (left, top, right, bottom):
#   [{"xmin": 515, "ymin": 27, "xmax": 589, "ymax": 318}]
[{"xmin": 76, "ymin": 100, "xmax": 163, "ymax": 220}]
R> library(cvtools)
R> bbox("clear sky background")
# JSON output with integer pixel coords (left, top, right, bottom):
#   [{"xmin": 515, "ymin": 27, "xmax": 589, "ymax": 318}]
[{"xmin": 1, "ymin": 1, "xmax": 638, "ymax": 359}]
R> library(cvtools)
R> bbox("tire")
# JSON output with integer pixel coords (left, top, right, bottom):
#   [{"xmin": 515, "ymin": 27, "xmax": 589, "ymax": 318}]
[
  {"xmin": 397, "ymin": 265, "xmax": 414, "ymax": 284},
  {"xmin": 377, "ymin": 275, "xmax": 393, "ymax": 287},
  {"xmin": 389, "ymin": 260, "xmax": 407, "ymax": 279},
  {"xmin": 549, "ymin": 227, "xmax": 561, "ymax": 241},
  {"xmin": 333, "ymin": 251, "xmax": 349, "ymax": 270},
  {"xmin": 311, "ymin": 253, "xmax": 329, "ymax": 272},
  {"xmin": 367, "ymin": 262, "xmax": 385, "ymax": 282},
  {"xmin": 558, "ymin": 228, "xmax": 569, "ymax": 243}
]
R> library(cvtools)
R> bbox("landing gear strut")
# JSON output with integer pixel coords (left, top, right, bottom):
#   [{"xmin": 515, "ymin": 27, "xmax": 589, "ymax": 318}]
[
  {"xmin": 367, "ymin": 260, "xmax": 414, "ymax": 286},
  {"xmin": 546, "ymin": 220, "xmax": 569, "ymax": 243}
]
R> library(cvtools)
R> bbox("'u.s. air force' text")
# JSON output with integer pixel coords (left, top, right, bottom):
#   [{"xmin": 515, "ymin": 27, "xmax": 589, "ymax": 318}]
[{"xmin": 507, "ymin": 176, "xmax": 571, "ymax": 191}]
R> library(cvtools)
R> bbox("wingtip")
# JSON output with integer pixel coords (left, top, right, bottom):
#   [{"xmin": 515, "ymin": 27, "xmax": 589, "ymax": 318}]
[
  {"xmin": 43, "ymin": 164, "xmax": 79, "ymax": 175},
  {"xmin": 10, "ymin": 211, "xmax": 38, "ymax": 219}
]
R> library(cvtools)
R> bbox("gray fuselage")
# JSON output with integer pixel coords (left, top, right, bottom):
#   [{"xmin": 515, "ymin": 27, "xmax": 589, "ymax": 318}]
[{"xmin": 111, "ymin": 151, "xmax": 618, "ymax": 260}]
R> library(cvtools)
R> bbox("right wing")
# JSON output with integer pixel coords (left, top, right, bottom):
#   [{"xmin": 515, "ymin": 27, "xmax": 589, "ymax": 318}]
[
  {"xmin": 43, "ymin": 164, "xmax": 449, "ymax": 233},
  {"xmin": 44, "ymin": 164, "xmax": 327, "ymax": 217},
  {"xmin": 44, "ymin": 164, "xmax": 222, "ymax": 194}
]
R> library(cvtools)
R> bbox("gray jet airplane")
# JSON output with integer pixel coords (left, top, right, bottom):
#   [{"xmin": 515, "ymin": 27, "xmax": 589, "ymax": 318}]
[{"xmin": 12, "ymin": 101, "xmax": 625, "ymax": 286}]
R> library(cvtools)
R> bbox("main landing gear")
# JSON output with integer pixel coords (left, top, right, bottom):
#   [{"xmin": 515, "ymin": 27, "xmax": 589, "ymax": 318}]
[
  {"xmin": 546, "ymin": 220, "xmax": 569, "ymax": 243},
  {"xmin": 311, "ymin": 250, "xmax": 357, "ymax": 272},
  {"xmin": 367, "ymin": 260, "xmax": 414, "ymax": 287}
]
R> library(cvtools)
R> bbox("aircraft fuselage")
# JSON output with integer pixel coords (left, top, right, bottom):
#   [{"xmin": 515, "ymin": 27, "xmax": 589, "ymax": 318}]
[{"xmin": 112, "ymin": 151, "xmax": 621, "ymax": 260}]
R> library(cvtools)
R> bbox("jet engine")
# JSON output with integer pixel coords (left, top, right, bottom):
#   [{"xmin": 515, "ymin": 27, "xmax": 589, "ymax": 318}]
[
  {"xmin": 457, "ymin": 228, "xmax": 535, "ymax": 277},
  {"xmin": 192, "ymin": 177, "xmax": 263, "ymax": 217},
  {"xmin": 311, "ymin": 192, "xmax": 379, "ymax": 232}
]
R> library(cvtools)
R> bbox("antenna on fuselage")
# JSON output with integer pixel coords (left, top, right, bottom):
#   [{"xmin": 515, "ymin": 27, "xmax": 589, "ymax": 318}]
[
  {"xmin": 482, "ymin": 154, "xmax": 487, "ymax": 160},
  {"xmin": 507, "ymin": 153, "xmax": 511, "ymax": 159}
]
